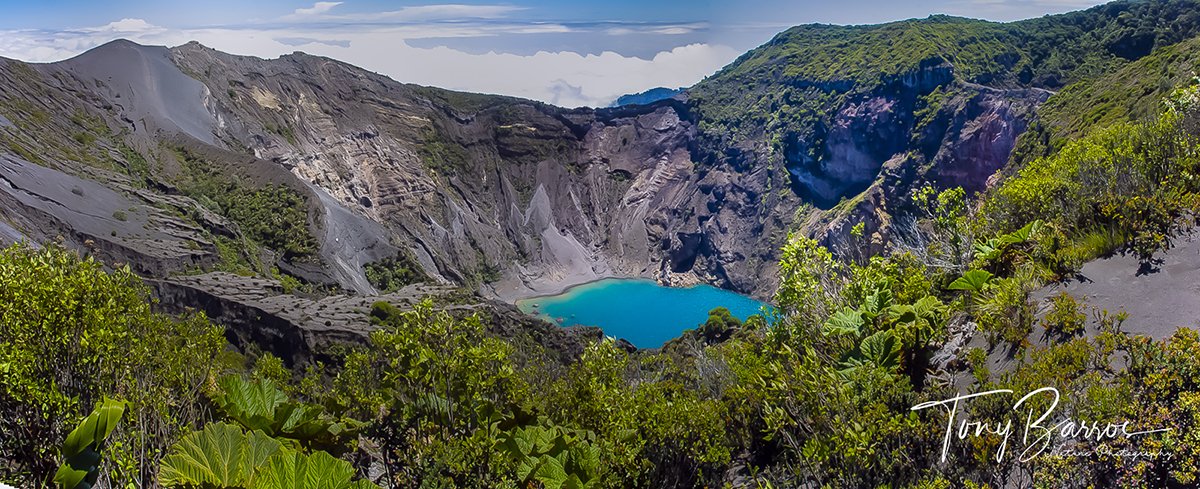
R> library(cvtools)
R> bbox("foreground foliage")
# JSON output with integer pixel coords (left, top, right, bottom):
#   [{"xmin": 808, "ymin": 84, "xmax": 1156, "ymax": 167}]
[{"xmin": 0, "ymin": 244, "xmax": 226, "ymax": 487}]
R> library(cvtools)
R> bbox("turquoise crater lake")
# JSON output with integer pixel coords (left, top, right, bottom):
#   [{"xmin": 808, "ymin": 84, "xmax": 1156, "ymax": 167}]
[{"xmin": 516, "ymin": 278, "xmax": 770, "ymax": 348}]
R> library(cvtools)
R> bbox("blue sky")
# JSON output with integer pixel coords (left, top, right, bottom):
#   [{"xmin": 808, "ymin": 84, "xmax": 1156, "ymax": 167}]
[{"xmin": 0, "ymin": 0, "xmax": 1107, "ymax": 106}]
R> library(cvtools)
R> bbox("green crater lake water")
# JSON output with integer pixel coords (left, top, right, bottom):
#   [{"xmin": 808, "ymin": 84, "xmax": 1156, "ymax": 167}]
[{"xmin": 516, "ymin": 278, "xmax": 769, "ymax": 348}]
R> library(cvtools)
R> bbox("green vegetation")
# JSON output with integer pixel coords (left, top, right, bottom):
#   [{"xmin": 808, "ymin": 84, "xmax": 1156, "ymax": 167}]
[
  {"xmin": 155, "ymin": 374, "xmax": 375, "ymax": 489},
  {"xmin": 363, "ymin": 253, "xmax": 426, "ymax": 293},
  {"xmin": 0, "ymin": 243, "xmax": 226, "ymax": 487},
  {"xmin": 264, "ymin": 122, "xmax": 297, "ymax": 146},
  {"xmin": 1015, "ymin": 35, "xmax": 1200, "ymax": 163},
  {"xmin": 54, "ymin": 398, "xmax": 126, "ymax": 489},
  {"xmin": 417, "ymin": 125, "xmax": 471, "ymax": 174},
  {"xmin": 690, "ymin": 0, "xmax": 1200, "ymax": 173},
  {"xmin": 209, "ymin": 375, "xmax": 362, "ymax": 453},
  {"xmin": 174, "ymin": 147, "xmax": 317, "ymax": 257},
  {"xmin": 410, "ymin": 86, "xmax": 519, "ymax": 114},
  {"xmin": 220, "ymin": 185, "xmax": 315, "ymax": 257},
  {"xmin": 157, "ymin": 422, "xmax": 375, "ymax": 489},
  {"xmin": 985, "ymin": 79, "xmax": 1200, "ymax": 263},
  {"xmin": 1043, "ymin": 291, "xmax": 1088, "ymax": 338}
]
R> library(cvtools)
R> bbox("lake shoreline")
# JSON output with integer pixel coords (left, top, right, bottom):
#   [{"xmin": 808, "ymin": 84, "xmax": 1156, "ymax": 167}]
[
  {"xmin": 481, "ymin": 268, "xmax": 627, "ymax": 304},
  {"xmin": 508, "ymin": 277, "xmax": 770, "ymax": 348},
  {"xmin": 514, "ymin": 277, "xmax": 663, "ymax": 306}
]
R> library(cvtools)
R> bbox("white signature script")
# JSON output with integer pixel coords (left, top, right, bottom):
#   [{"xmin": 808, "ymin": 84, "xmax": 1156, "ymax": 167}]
[{"xmin": 910, "ymin": 387, "xmax": 1171, "ymax": 463}]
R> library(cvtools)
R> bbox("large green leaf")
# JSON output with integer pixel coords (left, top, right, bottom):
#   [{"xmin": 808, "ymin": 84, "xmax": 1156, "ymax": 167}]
[
  {"xmin": 158, "ymin": 422, "xmax": 281, "ymax": 488},
  {"xmin": 858, "ymin": 330, "xmax": 901, "ymax": 370},
  {"xmin": 912, "ymin": 296, "xmax": 946, "ymax": 319},
  {"xmin": 822, "ymin": 307, "xmax": 865, "ymax": 336},
  {"xmin": 947, "ymin": 269, "xmax": 994, "ymax": 292},
  {"xmin": 213, "ymin": 375, "xmax": 361, "ymax": 452},
  {"xmin": 533, "ymin": 455, "xmax": 569, "ymax": 489},
  {"xmin": 890, "ymin": 296, "xmax": 947, "ymax": 325},
  {"xmin": 862, "ymin": 287, "xmax": 893, "ymax": 318},
  {"xmin": 215, "ymin": 376, "xmax": 289, "ymax": 432},
  {"xmin": 251, "ymin": 449, "xmax": 377, "ymax": 489},
  {"xmin": 973, "ymin": 220, "xmax": 1044, "ymax": 261},
  {"xmin": 1008, "ymin": 219, "xmax": 1044, "ymax": 242},
  {"xmin": 54, "ymin": 397, "xmax": 126, "ymax": 489},
  {"xmin": 973, "ymin": 239, "xmax": 1003, "ymax": 261}
]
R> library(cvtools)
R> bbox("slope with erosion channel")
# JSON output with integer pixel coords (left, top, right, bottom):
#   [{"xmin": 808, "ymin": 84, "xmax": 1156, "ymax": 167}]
[
  {"xmin": 0, "ymin": 41, "xmax": 592, "ymax": 363},
  {"xmin": 0, "ymin": 40, "xmax": 392, "ymax": 294},
  {"xmin": 168, "ymin": 41, "xmax": 788, "ymax": 300}
]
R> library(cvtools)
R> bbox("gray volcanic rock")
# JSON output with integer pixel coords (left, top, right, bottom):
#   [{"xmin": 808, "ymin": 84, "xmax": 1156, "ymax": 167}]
[
  {"xmin": 0, "ymin": 41, "xmax": 398, "ymax": 294},
  {"xmin": 1031, "ymin": 229, "xmax": 1200, "ymax": 340},
  {"xmin": 306, "ymin": 184, "xmax": 401, "ymax": 294},
  {"xmin": 166, "ymin": 43, "xmax": 734, "ymax": 297},
  {"xmin": 150, "ymin": 272, "xmax": 601, "ymax": 365},
  {"xmin": 150, "ymin": 272, "xmax": 451, "ymax": 364},
  {"xmin": 951, "ymin": 228, "xmax": 1200, "ymax": 387},
  {"xmin": 0, "ymin": 153, "xmax": 216, "ymax": 276},
  {"xmin": 53, "ymin": 39, "xmax": 218, "ymax": 145}
]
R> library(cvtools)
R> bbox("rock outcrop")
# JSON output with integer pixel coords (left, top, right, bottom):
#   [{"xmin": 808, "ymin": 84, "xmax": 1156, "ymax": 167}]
[{"xmin": 150, "ymin": 272, "xmax": 601, "ymax": 365}]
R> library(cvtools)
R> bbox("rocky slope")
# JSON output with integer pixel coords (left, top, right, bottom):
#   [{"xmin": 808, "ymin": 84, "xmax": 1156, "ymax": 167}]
[
  {"xmin": 155, "ymin": 38, "xmax": 1055, "ymax": 300},
  {"xmin": 162, "ymin": 41, "xmax": 790, "ymax": 299}
]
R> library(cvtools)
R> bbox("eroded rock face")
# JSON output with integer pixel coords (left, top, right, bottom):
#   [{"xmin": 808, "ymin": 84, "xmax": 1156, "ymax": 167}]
[
  {"xmin": 158, "ymin": 44, "xmax": 1048, "ymax": 300},
  {"xmin": 0, "ymin": 154, "xmax": 217, "ymax": 276},
  {"xmin": 166, "ymin": 44, "xmax": 748, "ymax": 297},
  {"xmin": 789, "ymin": 95, "xmax": 908, "ymax": 208},
  {"xmin": 927, "ymin": 87, "xmax": 1049, "ymax": 193},
  {"xmin": 789, "ymin": 81, "xmax": 1048, "ymax": 264},
  {"xmin": 149, "ymin": 272, "xmax": 601, "ymax": 365}
]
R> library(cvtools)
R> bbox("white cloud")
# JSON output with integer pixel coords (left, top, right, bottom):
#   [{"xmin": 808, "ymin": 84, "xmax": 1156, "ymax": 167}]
[
  {"xmin": 293, "ymin": 2, "xmax": 343, "ymax": 16},
  {"xmin": 84, "ymin": 18, "xmax": 164, "ymax": 34},
  {"xmin": 286, "ymin": 4, "xmax": 526, "ymax": 23},
  {"xmin": 0, "ymin": 14, "xmax": 739, "ymax": 108},
  {"xmin": 372, "ymin": 4, "xmax": 526, "ymax": 21}
]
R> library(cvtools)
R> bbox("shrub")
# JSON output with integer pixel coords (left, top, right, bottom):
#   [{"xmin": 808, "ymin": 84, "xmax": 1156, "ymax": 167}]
[
  {"xmin": 1042, "ymin": 291, "xmax": 1088, "ymax": 339},
  {"xmin": 0, "ymin": 244, "xmax": 225, "ymax": 487},
  {"xmin": 363, "ymin": 253, "xmax": 426, "ymax": 293}
]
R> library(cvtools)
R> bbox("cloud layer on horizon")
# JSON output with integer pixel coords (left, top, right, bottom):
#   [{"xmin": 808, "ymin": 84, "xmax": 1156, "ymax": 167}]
[
  {"xmin": 0, "ymin": 0, "xmax": 1113, "ymax": 107},
  {"xmin": 0, "ymin": 3, "xmax": 736, "ymax": 107}
]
